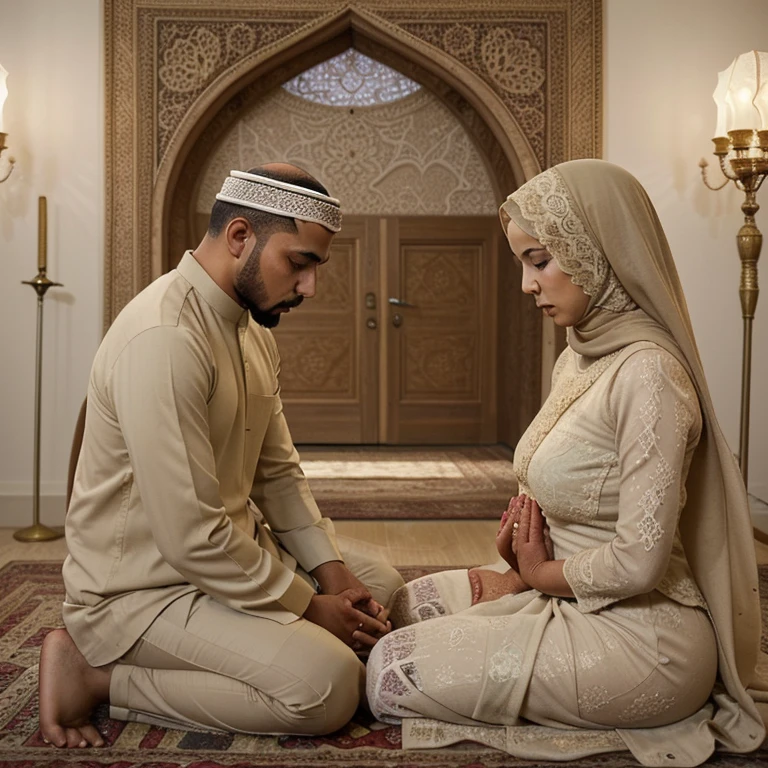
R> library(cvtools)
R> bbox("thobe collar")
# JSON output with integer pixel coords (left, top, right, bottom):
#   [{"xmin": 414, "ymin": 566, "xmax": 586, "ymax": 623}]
[{"xmin": 177, "ymin": 251, "xmax": 248, "ymax": 325}]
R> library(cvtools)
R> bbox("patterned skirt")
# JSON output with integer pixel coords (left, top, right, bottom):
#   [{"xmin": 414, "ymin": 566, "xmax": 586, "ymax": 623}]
[{"xmin": 367, "ymin": 568, "xmax": 719, "ymax": 764}]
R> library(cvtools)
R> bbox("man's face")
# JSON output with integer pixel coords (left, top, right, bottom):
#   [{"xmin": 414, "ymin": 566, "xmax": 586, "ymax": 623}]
[{"xmin": 233, "ymin": 219, "xmax": 334, "ymax": 328}]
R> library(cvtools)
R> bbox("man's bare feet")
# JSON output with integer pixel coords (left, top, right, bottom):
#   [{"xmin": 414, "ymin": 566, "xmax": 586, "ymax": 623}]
[{"xmin": 38, "ymin": 628, "xmax": 113, "ymax": 748}]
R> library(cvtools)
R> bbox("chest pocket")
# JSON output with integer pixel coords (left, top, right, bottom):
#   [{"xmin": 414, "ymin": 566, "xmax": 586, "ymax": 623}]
[{"xmin": 529, "ymin": 430, "xmax": 615, "ymax": 526}]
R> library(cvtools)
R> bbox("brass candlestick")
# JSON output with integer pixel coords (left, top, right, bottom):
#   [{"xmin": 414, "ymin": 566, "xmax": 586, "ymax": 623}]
[{"xmin": 14, "ymin": 197, "xmax": 64, "ymax": 542}]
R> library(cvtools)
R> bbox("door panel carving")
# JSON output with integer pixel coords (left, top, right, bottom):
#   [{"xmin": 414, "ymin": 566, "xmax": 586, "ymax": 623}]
[
  {"xmin": 273, "ymin": 218, "xmax": 379, "ymax": 444},
  {"xmin": 385, "ymin": 217, "xmax": 497, "ymax": 444}
]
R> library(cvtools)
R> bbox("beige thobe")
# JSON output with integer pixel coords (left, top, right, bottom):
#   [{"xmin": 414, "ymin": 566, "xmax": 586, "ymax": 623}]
[{"xmin": 63, "ymin": 251, "xmax": 402, "ymax": 734}]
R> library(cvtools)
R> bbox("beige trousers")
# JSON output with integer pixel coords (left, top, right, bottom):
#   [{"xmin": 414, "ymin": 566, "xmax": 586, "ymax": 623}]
[{"xmin": 109, "ymin": 535, "xmax": 404, "ymax": 735}]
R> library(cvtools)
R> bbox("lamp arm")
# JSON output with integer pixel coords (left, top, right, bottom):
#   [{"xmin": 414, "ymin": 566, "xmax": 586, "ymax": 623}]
[
  {"xmin": 0, "ymin": 134, "xmax": 15, "ymax": 183},
  {"xmin": 699, "ymin": 159, "xmax": 729, "ymax": 190},
  {"xmin": 0, "ymin": 157, "xmax": 14, "ymax": 183}
]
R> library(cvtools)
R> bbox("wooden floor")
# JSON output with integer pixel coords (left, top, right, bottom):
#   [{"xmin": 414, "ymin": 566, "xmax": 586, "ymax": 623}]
[{"xmin": 1, "ymin": 522, "xmax": 766, "ymax": 569}]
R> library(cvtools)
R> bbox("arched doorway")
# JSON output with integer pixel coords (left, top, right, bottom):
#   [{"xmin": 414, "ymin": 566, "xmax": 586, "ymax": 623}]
[
  {"xmin": 180, "ymin": 51, "xmax": 504, "ymax": 444},
  {"xmin": 105, "ymin": 3, "xmax": 602, "ymax": 448},
  {"xmin": 169, "ymin": 38, "xmax": 539, "ymax": 446}
]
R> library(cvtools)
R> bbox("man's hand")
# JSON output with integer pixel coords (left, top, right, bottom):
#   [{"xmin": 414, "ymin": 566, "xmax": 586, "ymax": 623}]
[
  {"xmin": 309, "ymin": 561, "xmax": 391, "ymax": 635},
  {"xmin": 311, "ymin": 561, "xmax": 365, "ymax": 596},
  {"xmin": 303, "ymin": 587, "xmax": 391, "ymax": 651}
]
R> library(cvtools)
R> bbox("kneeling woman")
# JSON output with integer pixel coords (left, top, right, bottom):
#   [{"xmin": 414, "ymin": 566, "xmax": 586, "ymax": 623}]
[{"xmin": 366, "ymin": 160, "xmax": 766, "ymax": 767}]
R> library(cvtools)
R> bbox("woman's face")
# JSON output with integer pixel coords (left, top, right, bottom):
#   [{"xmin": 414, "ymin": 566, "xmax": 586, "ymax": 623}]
[{"xmin": 505, "ymin": 219, "xmax": 590, "ymax": 328}]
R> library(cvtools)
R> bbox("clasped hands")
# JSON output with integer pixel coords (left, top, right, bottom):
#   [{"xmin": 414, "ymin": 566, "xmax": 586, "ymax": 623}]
[
  {"xmin": 305, "ymin": 561, "xmax": 391, "ymax": 654},
  {"xmin": 468, "ymin": 494, "xmax": 555, "ymax": 605}
]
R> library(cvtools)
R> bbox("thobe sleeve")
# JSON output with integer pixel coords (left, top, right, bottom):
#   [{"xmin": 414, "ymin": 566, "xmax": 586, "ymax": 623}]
[
  {"xmin": 562, "ymin": 349, "xmax": 702, "ymax": 613},
  {"xmin": 249, "ymin": 334, "xmax": 342, "ymax": 572},
  {"xmin": 110, "ymin": 325, "xmax": 316, "ymax": 620}
]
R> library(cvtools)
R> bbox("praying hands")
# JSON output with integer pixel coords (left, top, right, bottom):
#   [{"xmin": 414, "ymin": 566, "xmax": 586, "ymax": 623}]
[{"xmin": 469, "ymin": 495, "xmax": 571, "ymax": 604}]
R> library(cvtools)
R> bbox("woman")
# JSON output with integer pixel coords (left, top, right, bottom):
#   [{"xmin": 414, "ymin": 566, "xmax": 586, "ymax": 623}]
[{"xmin": 366, "ymin": 160, "xmax": 767, "ymax": 766}]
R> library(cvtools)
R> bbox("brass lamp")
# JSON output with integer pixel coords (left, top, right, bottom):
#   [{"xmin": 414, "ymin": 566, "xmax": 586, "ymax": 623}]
[
  {"xmin": 700, "ymin": 50, "xmax": 768, "ymax": 486},
  {"xmin": 0, "ymin": 62, "xmax": 15, "ymax": 183}
]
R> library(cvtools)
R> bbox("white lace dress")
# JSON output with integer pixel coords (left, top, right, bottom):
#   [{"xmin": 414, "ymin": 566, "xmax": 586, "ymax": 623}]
[{"xmin": 367, "ymin": 342, "xmax": 726, "ymax": 767}]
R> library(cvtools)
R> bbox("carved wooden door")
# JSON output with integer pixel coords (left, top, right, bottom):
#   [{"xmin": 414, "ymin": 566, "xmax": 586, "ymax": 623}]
[
  {"xmin": 273, "ymin": 218, "xmax": 380, "ymax": 443},
  {"xmin": 381, "ymin": 216, "xmax": 498, "ymax": 444},
  {"xmin": 275, "ymin": 216, "xmax": 498, "ymax": 444}
]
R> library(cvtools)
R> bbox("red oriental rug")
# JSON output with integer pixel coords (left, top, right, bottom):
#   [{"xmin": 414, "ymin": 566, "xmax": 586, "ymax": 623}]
[{"xmin": 0, "ymin": 561, "xmax": 766, "ymax": 768}]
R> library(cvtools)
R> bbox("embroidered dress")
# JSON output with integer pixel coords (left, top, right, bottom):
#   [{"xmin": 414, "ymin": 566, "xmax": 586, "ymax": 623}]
[
  {"xmin": 367, "ymin": 160, "xmax": 767, "ymax": 767},
  {"xmin": 368, "ymin": 343, "xmax": 720, "ymax": 765}
]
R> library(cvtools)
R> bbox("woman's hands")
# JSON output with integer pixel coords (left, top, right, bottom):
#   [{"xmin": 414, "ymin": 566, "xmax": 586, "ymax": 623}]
[
  {"xmin": 512, "ymin": 496, "xmax": 555, "ymax": 586},
  {"xmin": 496, "ymin": 495, "xmax": 524, "ymax": 569},
  {"xmin": 470, "ymin": 494, "xmax": 574, "ymax": 604},
  {"xmin": 468, "ymin": 567, "xmax": 528, "ymax": 604},
  {"xmin": 497, "ymin": 494, "xmax": 554, "ymax": 570}
]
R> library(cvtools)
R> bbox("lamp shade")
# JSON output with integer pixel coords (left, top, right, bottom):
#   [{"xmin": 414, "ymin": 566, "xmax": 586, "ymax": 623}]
[
  {"xmin": 712, "ymin": 50, "xmax": 768, "ymax": 137},
  {"xmin": 0, "ymin": 63, "xmax": 7, "ymax": 134}
]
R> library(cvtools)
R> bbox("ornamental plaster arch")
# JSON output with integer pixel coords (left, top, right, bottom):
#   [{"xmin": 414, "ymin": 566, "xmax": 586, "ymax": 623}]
[{"xmin": 151, "ymin": 6, "xmax": 541, "ymax": 279}]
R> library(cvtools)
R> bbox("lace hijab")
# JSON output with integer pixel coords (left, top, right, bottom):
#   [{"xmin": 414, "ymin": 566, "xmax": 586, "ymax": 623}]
[{"xmin": 500, "ymin": 159, "xmax": 765, "ymax": 737}]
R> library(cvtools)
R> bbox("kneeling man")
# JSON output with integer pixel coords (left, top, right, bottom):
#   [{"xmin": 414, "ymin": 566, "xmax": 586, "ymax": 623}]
[{"xmin": 39, "ymin": 163, "xmax": 403, "ymax": 748}]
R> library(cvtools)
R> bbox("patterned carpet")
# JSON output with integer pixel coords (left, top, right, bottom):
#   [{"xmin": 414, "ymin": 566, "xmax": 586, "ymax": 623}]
[
  {"xmin": 0, "ymin": 561, "xmax": 766, "ymax": 768},
  {"xmin": 299, "ymin": 445, "xmax": 517, "ymax": 519}
]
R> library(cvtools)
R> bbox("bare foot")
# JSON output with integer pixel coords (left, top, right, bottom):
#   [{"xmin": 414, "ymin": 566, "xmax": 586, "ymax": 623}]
[{"xmin": 38, "ymin": 628, "xmax": 113, "ymax": 748}]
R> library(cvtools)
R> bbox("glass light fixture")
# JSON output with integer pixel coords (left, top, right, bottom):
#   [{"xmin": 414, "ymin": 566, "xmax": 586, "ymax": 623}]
[
  {"xmin": 0, "ymin": 62, "xmax": 15, "ymax": 182},
  {"xmin": 712, "ymin": 50, "xmax": 768, "ymax": 136},
  {"xmin": 0, "ymin": 63, "xmax": 8, "ymax": 133}
]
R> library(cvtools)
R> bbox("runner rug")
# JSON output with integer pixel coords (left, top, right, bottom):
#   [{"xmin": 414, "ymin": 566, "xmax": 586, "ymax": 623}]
[
  {"xmin": 298, "ymin": 445, "xmax": 517, "ymax": 520},
  {"xmin": 0, "ymin": 560, "xmax": 766, "ymax": 768}
]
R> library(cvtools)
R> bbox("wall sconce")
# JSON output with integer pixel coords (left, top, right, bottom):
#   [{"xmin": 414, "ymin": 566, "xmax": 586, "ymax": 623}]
[
  {"xmin": 0, "ymin": 62, "xmax": 16, "ymax": 183},
  {"xmin": 700, "ymin": 50, "xmax": 768, "ymax": 485}
]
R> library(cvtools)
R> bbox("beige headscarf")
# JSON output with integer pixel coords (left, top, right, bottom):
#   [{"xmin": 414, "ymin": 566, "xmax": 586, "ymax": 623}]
[{"xmin": 500, "ymin": 159, "xmax": 765, "ymax": 740}]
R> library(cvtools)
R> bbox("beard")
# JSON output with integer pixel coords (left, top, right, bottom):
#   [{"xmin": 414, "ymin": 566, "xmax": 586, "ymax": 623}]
[{"xmin": 233, "ymin": 243, "xmax": 303, "ymax": 328}]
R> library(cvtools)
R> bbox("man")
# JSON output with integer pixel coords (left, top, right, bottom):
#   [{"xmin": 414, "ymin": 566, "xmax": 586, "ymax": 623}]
[{"xmin": 38, "ymin": 163, "xmax": 403, "ymax": 748}]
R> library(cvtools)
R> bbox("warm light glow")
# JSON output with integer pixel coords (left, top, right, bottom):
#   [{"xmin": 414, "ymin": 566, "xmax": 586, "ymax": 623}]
[
  {"xmin": 0, "ymin": 63, "xmax": 8, "ymax": 134},
  {"xmin": 712, "ymin": 50, "xmax": 768, "ymax": 136}
]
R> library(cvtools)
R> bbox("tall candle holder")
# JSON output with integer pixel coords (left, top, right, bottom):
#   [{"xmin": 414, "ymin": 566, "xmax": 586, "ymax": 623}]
[{"xmin": 14, "ymin": 197, "xmax": 64, "ymax": 542}]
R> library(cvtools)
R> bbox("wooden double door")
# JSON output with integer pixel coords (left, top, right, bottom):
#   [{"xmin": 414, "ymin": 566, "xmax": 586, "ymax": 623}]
[{"xmin": 273, "ymin": 216, "xmax": 500, "ymax": 445}]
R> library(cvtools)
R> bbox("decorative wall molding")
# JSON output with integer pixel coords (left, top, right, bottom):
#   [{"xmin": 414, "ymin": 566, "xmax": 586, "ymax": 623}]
[{"xmin": 104, "ymin": 0, "xmax": 602, "ymax": 326}]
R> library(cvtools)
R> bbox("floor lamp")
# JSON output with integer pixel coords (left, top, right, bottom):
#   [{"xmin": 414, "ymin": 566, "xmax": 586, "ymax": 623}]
[{"xmin": 700, "ymin": 50, "xmax": 768, "ymax": 488}]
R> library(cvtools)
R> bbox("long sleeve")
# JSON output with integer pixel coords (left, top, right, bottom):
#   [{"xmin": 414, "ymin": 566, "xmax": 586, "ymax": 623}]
[
  {"xmin": 110, "ymin": 325, "xmax": 316, "ymax": 619},
  {"xmin": 248, "ymin": 334, "xmax": 342, "ymax": 571},
  {"xmin": 562, "ymin": 349, "xmax": 702, "ymax": 613}
]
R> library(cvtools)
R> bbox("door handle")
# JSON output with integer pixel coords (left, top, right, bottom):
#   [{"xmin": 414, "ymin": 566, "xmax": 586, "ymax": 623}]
[{"xmin": 388, "ymin": 297, "xmax": 417, "ymax": 308}]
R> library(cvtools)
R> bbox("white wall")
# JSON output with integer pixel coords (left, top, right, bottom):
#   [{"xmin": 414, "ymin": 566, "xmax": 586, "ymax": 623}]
[
  {"xmin": 0, "ymin": 0, "xmax": 103, "ymax": 526},
  {"xmin": 604, "ymin": 0, "xmax": 768, "ymax": 503},
  {"xmin": 0, "ymin": 0, "xmax": 766, "ymax": 531}
]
